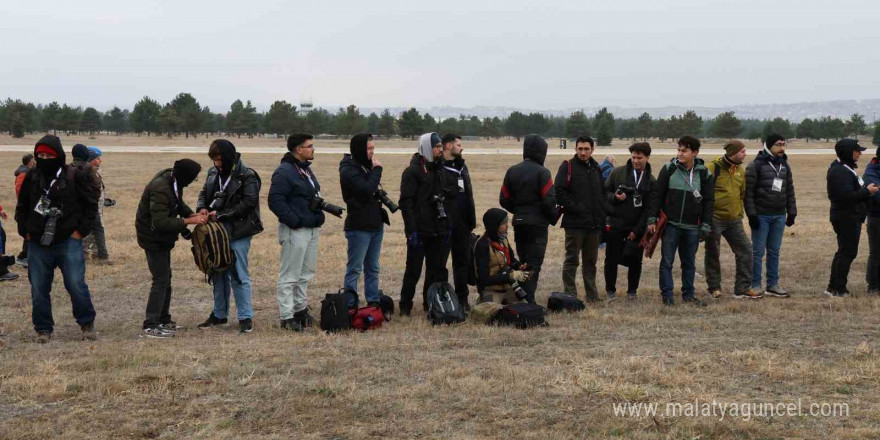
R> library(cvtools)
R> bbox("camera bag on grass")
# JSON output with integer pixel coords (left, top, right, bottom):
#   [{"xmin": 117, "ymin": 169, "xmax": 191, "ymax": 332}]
[
  {"xmin": 546, "ymin": 292, "xmax": 586, "ymax": 313},
  {"xmin": 191, "ymin": 220, "xmax": 235, "ymax": 283},
  {"xmin": 320, "ymin": 289, "xmax": 352, "ymax": 333},
  {"xmin": 379, "ymin": 292, "xmax": 395, "ymax": 320},
  {"xmin": 496, "ymin": 303, "xmax": 547, "ymax": 329},
  {"xmin": 470, "ymin": 301, "xmax": 504, "ymax": 324},
  {"xmin": 426, "ymin": 282, "xmax": 466, "ymax": 325},
  {"xmin": 350, "ymin": 306, "xmax": 385, "ymax": 332}
]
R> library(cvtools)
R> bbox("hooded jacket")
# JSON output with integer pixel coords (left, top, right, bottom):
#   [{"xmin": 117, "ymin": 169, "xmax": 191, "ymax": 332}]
[
  {"xmin": 340, "ymin": 134, "xmax": 387, "ymax": 231},
  {"xmin": 197, "ymin": 153, "xmax": 263, "ymax": 239},
  {"xmin": 827, "ymin": 143, "xmax": 869, "ymax": 222},
  {"xmin": 474, "ymin": 208, "xmax": 522, "ymax": 293},
  {"xmin": 604, "ymin": 160, "xmax": 655, "ymax": 237},
  {"xmin": 709, "ymin": 155, "xmax": 746, "ymax": 221},
  {"xmin": 15, "ymin": 136, "xmax": 98, "ymax": 245},
  {"xmin": 268, "ymin": 153, "xmax": 325, "ymax": 230},
  {"xmin": 399, "ymin": 133, "xmax": 457, "ymax": 237},
  {"xmin": 441, "ymin": 155, "xmax": 477, "ymax": 231},
  {"xmin": 555, "ymin": 155, "xmax": 608, "ymax": 230},
  {"xmin": 135, "ymin": 168, "xmax": 195, "ymax": 251},
  {"xmin": 647, "ymin": 157, "xmax": 714, "ymax": 232},
  {"xmin": 499, "ymin": 134, "xmax": 557, "ymax": 227},
  {"xmin": 744, "ymin": 149, "xmax": 797, "ymax": 218}
]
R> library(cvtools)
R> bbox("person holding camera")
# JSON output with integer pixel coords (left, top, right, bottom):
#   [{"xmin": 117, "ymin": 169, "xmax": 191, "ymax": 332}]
[
  {"xmin": 440, "ymin": 133, "xmax": 476, "ymax": 310},
  {"xmin": 399, "ymin": 132, "xmax": 456, "ymax": 314},
  {"xmin": 196, "ymin": 140, "xmax": 263, "ymax": 333},
  {"xmin": 82, "ymin": 147, "xmax": 111, "ymax": 264},
  {"xmin": 474, "ymin": 208, "xmax": 531, "ymax": 304},
  {"xmin": 555, "ymin": 135, "xmax": 609, "ymax": 302},
  {"xmin": 136, "ymin": 159, "xmax": 207, "ymax": 338},
  {"xmin": 269, "ymin": 133, "xmax": 330, "ymax": 331},
  {"xmin": 16, "ymin": 135, "xmax": 100, "ymax": 343},
  {"xmin": 603, "ymin": 142, "xmax": 655, "ymax": 300},
  {"xmin": 340, "ymin": 133, "xmax": 390, "ymax": 309}
]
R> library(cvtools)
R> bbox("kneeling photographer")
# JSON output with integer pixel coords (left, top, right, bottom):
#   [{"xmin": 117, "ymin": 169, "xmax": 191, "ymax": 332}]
[
  {"xmin": 196, "ymin": 140, "xmax": 263, "ymax": 334},
  {"xmin": 474, "ymin": 208, "xmax": 531, "ymax": 304},
  {"xmin": 269, "ymin": 133, "xmax": 330, "ymax": 332}
]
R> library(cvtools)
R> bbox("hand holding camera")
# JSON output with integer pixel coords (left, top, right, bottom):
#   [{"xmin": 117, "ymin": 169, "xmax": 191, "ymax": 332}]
[
  {"xmin": 309, "ymin": 196, "xmax": 345, "ymax": 218},
  {"xmin": 509, "ymin": 270, "xmax": 532, "ymax": 283}
]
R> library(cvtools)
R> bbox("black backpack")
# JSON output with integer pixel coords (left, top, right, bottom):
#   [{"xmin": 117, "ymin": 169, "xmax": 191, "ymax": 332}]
[
  {"xmin": 497, "ymin": 303, "xmax": 547, "ymax": 329},
  {"xmin": 466, "ymin": 233, "xmax": 480, "ymax": 286},
  {"xmin": 320, "ymin": 289, "xmax": 352, "ymax": 333},
  {"xmin": 426, "ymin": 282, "xmax": 466, "ymax": 325},
  {"xmin": 379, "ymin": 292, "xmax": 395, "ymax": 320},
  {"xmin": 546, "ymin": 292, "xmax": 586, "ymax": 313}
]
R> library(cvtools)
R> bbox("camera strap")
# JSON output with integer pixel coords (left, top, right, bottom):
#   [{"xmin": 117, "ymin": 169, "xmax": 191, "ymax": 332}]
[
  {"xmin": 296, "ymin": 164, "xmax": 317, "ymax": 194},
  {"xmin": 218, "ymin": 175, "xmax": 232, "ymax": 192},
  {"xmin": 633, "ymin": 169, "xmax": 644, "ymax": 190},
  {"xmin": 42, "ymin": 167, "xmax": 62, "ymax": 197}
]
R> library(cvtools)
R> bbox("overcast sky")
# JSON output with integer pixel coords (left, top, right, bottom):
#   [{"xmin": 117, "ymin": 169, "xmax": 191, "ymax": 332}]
[{"xmin": 2, "ymin": 0, "xmax": 878, "ymax": 112}]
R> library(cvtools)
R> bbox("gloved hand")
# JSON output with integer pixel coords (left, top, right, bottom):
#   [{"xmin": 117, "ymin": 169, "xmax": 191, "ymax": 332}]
[
  {"xmin": 407, "ymin": 231, "xmax": 420, "ymax": 248},
  {"xmin": 509, "ymin": 270, "xmax": 530, "ymax": 283},
  {"xmin": 785, "ymin": 214, "xmax": 796, "ymax": 227},
  {"xmin": 748, "ymin": 216, "xmax": 760, "ymax": 230}
]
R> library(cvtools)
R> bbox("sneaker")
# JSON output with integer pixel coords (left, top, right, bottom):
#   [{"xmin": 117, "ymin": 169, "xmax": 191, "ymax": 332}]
[
  {"xmin": 280, "ymin": 318, "xmax": 303, "ymax": 332},
  {"xmin": 293, "ymin": 309, "xmax": 314, "ymax": 328},
  {"xmin": 836, "ymin": 291, "xmax": 852, "ymax": 298},
  {"xmin": 158, "ymin": 322, "xmax": 183, "ymax": 333},
  {"xmin": 15, "ymin": 257, "xmax": 27, "ymax": 268},
  {"xmin": 0, "ymin": 272, "xmax": 19, "ymax": 282},
  {"xmin": 662, "ymin": 297, "xmax": 675, "ymax": 306},
  {"xmin": 709, "ymin": 289, "xmax": 723, "ymax": 299},
  {"xmin": 399, "ymin": 306, "xmax": 412, "ymax": 317},
  {"xmin": 627, "ymin": 291, "xmax": 637, "ymax": 300},
  {"xmin": 239, "ymin": 318, "xmax": 253, "ymax": 333},
  {"xmin": 765, "ymin": 285, "xmax": 789, "ymax": 298},
  {"xmin": 93, "ymin": 257, "xmax": 113, "ymax": 266},
  {"xmin": 823, "ymin": 289, "xmax": 838, "ymax": 298},
  {"xmin": 197, "ymin": 312, "xmax": 227, "ymax": 329},
  {"xmin": 606, "ymin": 292, "xmax": 617, "ymax": 303},
  {"xmin": 36, "ymin": 331, "xmax": 52, "ymax": 343},
  {"xmin": 683, "ymin": 297, "xmax": 708, "ymax": 307},
  {"xmin": 733, "ymin": 289, "xmax": 764, "ymax": 299},
  {"xmin": 140, "ymin": 327, "xmax": 174, "ymax": 339},
  {"xmin": 80, "ymin": 322, "xmax": 97, "ymax": 341}
]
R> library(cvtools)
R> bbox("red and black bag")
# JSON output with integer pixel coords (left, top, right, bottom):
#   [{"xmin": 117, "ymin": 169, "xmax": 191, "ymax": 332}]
[{"xmin": 350, "ymin": 306, "xmax": 385, "ymax": 332}]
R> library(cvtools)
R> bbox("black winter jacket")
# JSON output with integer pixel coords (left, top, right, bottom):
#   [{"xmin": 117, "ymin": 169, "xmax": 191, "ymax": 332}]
[
  {"xmin": 198, "ymin": 154, "xmax": 263, "ymax": 240},
  {"xmin": 604, "ymin": 160, "xmax": 655, "ymax": 237},
  {"xmin": 441, "ymin": 156, "xmax": 477, "ymax": 231},
  {"xmin": 268, "ymin": 153, "xmax": 325, "ymax": 230},
  {"xmin": 339, "ymin": 154, "xmax": 388, "ymax": 231},
  {"xmin": 135, "ymin": 169, "xmax": 194, "ymax": 251},
  {"xmin": 827, "ymin": 159, "xmax": 869, "ymax": 222},
  {"xmin": 744, "ymin": 150, "xmax": 797, "ymax": 217},
  {"xmin": 554, "ymin": 155, "xmax": 608, "ymax": 230},
  {"xmin": 500, "ymin": 135, "xmax": 557, "ymax": 227},
  {"xmin": 400, "ymin": 153, "xmax": 457, "ymax": 237}
]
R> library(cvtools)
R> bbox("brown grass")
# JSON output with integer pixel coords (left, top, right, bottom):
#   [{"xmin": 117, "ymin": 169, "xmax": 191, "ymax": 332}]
[{"xmin": 0, "ymin": 138, "xmax": 878, "ymax": 439}]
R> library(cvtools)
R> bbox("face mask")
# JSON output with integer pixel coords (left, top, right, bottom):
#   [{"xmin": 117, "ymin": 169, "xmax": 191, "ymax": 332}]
[
  {"xmin": 497, "ymin": 233, "xmax": 508, "ymax": 241},
  {"xmin": 36, "ymin": 157, "xmax": 62, "ymax": 176}
]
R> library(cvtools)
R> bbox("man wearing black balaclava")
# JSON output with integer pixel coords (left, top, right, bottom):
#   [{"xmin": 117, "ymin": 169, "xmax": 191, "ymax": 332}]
[
  {"xmin": 499, "ymin": 134, "xmax": 557, "ymax": 304},
  {"xmin": 825, "ymin": 138, "xmax": 879, "ymax": 297},
  {"xmin": 136, "ymin": 158, "xmax": 208, "ymax": 338},
  {"xmin": 16, "ymin": 135, "xmax": 100, "ymax": 343},
  {"xmin": 340, "ymin": 133, "xmax": 389, "ymax": 309},
  {"xmin": 196, "ymin": 139, "xmax": 263, "ymax": 333}
]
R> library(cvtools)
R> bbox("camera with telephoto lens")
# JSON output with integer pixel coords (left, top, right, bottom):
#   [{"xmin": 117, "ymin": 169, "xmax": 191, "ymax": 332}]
[
  {"xmin": 511, "ymin": 281, "xmax": 528, "ymax": 301},
  {"xmin": 309, "ymin": 196, "xmax": 345, "ymax": 218},
  {"xmin": 373, "ymin": 188, "xmax": 398, "ymax": 213},
  {"xmin": 209, "ymin": 191, "xmax": 226, "ymax": 211},
  {"xmin": 433, "ymin": 192, "xmax": 448, "ymax": 220},
  {"xmin": 40, "ymin": 207, "xmax": 63, "ymax": 246},
  {"xmin": 616, "ymin": 185, "xmax": 636, "ymax": 195}
]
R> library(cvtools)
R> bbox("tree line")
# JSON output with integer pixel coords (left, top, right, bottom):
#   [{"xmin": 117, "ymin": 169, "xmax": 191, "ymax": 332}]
[{"xmin": 1, "ymin": 94, "xmax": 879, "ymax": 146}]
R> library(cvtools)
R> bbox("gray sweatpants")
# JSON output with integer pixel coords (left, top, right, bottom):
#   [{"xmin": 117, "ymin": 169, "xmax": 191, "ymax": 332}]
[
  {"xmin": 276, "ymin": 225, "xmax": 320, "ymax": 320},
  {"xmin": 704, "ymin": 218, "xmax": 752, "ymax": 295}
]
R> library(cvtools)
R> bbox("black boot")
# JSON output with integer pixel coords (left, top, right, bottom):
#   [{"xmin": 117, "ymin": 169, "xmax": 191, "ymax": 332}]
[{"xmin": 293, "ymin": 309, "xmax": 314, "ymax": 328}]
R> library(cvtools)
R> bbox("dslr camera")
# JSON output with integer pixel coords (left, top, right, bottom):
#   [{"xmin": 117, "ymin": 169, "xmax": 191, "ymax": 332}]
[
  {"xmin": 432, "ymin": 191, "xmax": 448, "ymax": 220},
  {"xmin": 103, "ymin": 198, "xmax": 116, "ymax": 207},
  {"xmin": 209, "ymin": 191, "xmax": 226, "ymax": 211},
  {"xmin": 616, "ymin": 185, "xmax": 636, "ymax": 195},
  {"xmin": 511, "ymin": 280, "xmax": 529, "ymax": 301},
  {"xmin": 40, "ymin": 207, "xmax": 63, "ymax": 246},
  {"xmin": 309, "ymin": 196, "xmax": 345, "ymax": 218},
  {"xmin": 373, "ymin": 188, "xmax": 398, "ymax": 213}
]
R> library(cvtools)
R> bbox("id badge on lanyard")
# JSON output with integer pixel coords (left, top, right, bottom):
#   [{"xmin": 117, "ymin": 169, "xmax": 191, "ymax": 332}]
[
  {"xmin": 633, "ymin": 169, "xmax": 643, "ymax": 207},
  {"xmin": 35, "ymin": 168, "xmax": 62, "ymax": 215}
]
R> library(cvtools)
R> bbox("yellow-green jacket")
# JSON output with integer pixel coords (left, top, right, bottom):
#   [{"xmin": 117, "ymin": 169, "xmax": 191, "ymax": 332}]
[{"xmin": 709, "ymin": 156, "xmax": 745, "ymax": 220}]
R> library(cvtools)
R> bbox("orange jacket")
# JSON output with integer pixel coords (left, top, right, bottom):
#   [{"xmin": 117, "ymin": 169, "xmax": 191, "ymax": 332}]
[{"xmin": 15, "ymin": 172, "xmax": 26, "ymax": 198}]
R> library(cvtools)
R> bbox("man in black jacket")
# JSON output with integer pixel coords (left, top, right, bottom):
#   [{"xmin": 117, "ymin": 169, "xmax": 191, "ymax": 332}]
[
  {"xmin": 400, "ymin": 132, "xmax": 455, "ymax": 314},
  {"xmin": 440, "ymin": 133, "xmax": 477, "ymax": 309},
  {"xmin": 270, "ymin": 133, "xmax": 327, "ymax": 331},
  {"xmin": 196, "ymin": 140, "xmax": 263, "ymax": 333},
  {"xmin": 603, "ymin": 142, "xmax": 654, "ymax": 300},
  {"xmin": 341, "ymin": 133, "xmax": 389, "ymax": 308},
  {"xmin": 500, "ymin": 134, "xmax": 556, "ymax": 303},
  {"xmin": 555, "ymin": 136, "xmax": 608, "ymax": 302},
  {"xmin": 16, "ymin": 135, "xmax": 100, "ymax": 343},
  {"xmin": 825, "ymin": 139, "xmax": 878, "ymax": 297}
]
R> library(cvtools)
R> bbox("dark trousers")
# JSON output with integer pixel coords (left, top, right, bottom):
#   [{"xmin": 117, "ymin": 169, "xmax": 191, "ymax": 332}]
[
  {"xmin": 400, "ymin": 241, "xmax": 425, "ymax": 311},
  {"xmin": 19, "ymin": 239, "xmax": 28, "ymax": 260},
  {"xmin": 867, "ymin": 217, "xmax": 880, "ymax": 291},
  {"xmin": 563, "ymin": 228, "xmax": 601, "ymax": 300},
  {"xmin": 829, "ymin": 217, "xmax": 862, "ymax": 293},
  {"xmin": 399, "ymin": 236, "xmax": 451, "ymax": 311},
  {"xmin": 450, "ymin": 227, "xmax": 472, "ymax": 304},
  {"xmin": 604, "ymin": 228, "xmax": 643, "ymax": 294},
  {"xmin": 0, "ymin": 220, "xmax": 6, "ymax": 254},
  {"xmin": 704, "ymin": 218, "xmax": 752, "ymax": 294},
  {"xmin": 144, "ymin": 249, "xmax": 174, "ymax": 328},
  {"xmin": 514, "ymin": 225, "xmax": 548, "ymax": 304}
]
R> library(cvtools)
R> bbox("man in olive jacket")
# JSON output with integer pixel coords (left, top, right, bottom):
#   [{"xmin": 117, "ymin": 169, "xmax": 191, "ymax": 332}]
[{"xmin": 135, "ymin": 159, "xmax": 207, "ymax": 338}]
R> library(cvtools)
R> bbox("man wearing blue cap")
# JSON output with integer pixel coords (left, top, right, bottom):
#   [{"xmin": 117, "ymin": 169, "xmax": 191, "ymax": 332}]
[{"xmin": 83, "ymin": 147, "xmax": 110, "ymax": 263}]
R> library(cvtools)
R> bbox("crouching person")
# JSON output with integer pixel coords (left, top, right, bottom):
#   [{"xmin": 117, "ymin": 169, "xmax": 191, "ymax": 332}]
[
  {"xmin": 136, "ymin": 159, "xmax": 207, "ymax": 338},
  {"xmin": 16, "ymin": 135, "xmax": 100, "ymax": 343},
  {"xmin": 474, "ymin": 208, "xmax": 531, "ymax": 304},
  {"xmin": 196, "ymin": 140, "xmax": 263, "ymax": 333}
]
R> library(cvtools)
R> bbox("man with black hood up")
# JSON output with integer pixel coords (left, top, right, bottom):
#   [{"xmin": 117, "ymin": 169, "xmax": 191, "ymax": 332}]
[
  {"xmin": 499, "ymin": 134, "xmax": 557, "ymax": 303},
  {"xmin": 825, "ymin": 138, "xmax": 878, "ymax": 297},
  {"xmin": 399, "ymin": 132, "xmax": 457, "ymax": 315},
  {"xmin": 136, "ymin": 158, "xmax": 208, "ymax": 338},
  {"xmin": 16, "ymin": 135, "xmax": 100, "ymax": 343},
  {"xmin": 196, "ymin": 139, "xmax": 263, "ymax": 333},
  {"xmin": 474, "ymin": 208, "xmax": 530, "ymax": 304},
  {"xmin": 71, "ymin": 143, "xmax": 101, "ymax": 196},
  {"xmin": 340, "ymin": 133, "xmax": 389, "ymax": 309}
]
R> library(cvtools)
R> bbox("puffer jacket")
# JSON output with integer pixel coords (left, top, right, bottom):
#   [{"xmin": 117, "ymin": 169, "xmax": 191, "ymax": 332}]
[
  {"xmin": 268, "ymin": 153, "xmax": 325, "ymax": 230},
  {"xmin": 828, "ymin": 160, "xmax": 869, "ymax": 222},
  {"xmin": 708, "ymin": 156, "xmax": 745, "ymax": 220},
  {"xmin": 399, "ymin": 152, "xmax": 457, "ymax": 237},
  {"xmin": 604, "ymin": 160, "xmax": 655, "ymax": 237},
  {"xmin": 647, "ymin": 158, "xmax": 715, "ymax": 232},
  {"xmin": 197, "ymin": 153, "xmax": 263, "ymax": 240},
  {"xmin": 135, "ymin": 169, "xmax": 195, "ymax": 251},
  {"xmin": 555, "ymin": 155, "xmax": 608, "ymax": 230},
  {"xmin": 745, "ymin": 149, "xmax": 797, "ymax": 217},
  {"xmin": 339, "ymin": 153, "xmax": 388, "ymax": 231},
  {"xmin": 499, "ymin": 134, "xmax": 557, "ymax": 227}
]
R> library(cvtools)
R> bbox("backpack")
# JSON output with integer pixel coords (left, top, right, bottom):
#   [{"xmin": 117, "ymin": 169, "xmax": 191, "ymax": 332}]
[
  {"xmin": 379, "ymin": 292, "xmax": 395, "ymax": 320},
  {"xmin": 426, "ymin": 282, "xmax": 466, "ymax": 325},
  {"xmin": 320, "ymin": 289, "xmax": 352, "ymax": 333},
  {"xmin": 467, "ymin": 233, "xmax": 480, "ymax": 286},
  {"xmin": 470, "ymin": 301, "xmax": 504, "ymax": 324},
  {"xmin": 350, "ymin": 306, "xmax": 385, "ymax": 332},
  {"xmin": 554, "ymin": 160, "xmax": 573, "ymax": 224},
  {"xmin": 546, "ymin": 292, "xmax": 586, "ymax": 313},
  {"xmin": 497, "ymin": 303, "xmax": 547, "ymax": 329},
  {"xmin": 191, "ymin": 220, "xmax": 235, "ymax": 283}
]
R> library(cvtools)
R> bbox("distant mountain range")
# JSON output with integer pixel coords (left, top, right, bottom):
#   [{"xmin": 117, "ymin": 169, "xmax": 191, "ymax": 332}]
[{"xmin": 357, "ymin": 99, "xmax": 880, "ymax": 122}]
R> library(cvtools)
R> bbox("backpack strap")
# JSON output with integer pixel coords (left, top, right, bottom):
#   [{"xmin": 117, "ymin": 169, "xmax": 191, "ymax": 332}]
[{"xmin": 565, "ymin": 160, "xmax": 572, "ymax": 188}]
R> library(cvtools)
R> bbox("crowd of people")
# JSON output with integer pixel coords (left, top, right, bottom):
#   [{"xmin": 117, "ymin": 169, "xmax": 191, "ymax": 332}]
[{"xmin": 3, "ymin": 131, "xmax": 877, "ymax": 341}]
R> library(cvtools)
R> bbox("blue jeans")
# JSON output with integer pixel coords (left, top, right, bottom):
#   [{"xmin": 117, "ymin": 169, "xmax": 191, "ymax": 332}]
[
  {"xmin": 659, "ymin": 224, "xmax": 700, "ymax": 300},
  {"xmin": 29, "ymin": 238, "xmax": 96, "ymax": 333},
  {"xmin": 751, "ymin": 214, "xmax": 786, "ymax": 288},
  {"xmin": 344, "ymin": 228, "xmax": 384, "ymax": 306},
  {"xmin": 211, "ymin": 235, "xmax": 253, "ymax": 320}
]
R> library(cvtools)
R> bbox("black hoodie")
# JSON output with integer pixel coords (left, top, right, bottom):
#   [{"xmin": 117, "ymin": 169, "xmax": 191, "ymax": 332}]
[
  {"xmin": 474, "ymin": 208, "xmax": 522, "ymax": 292},
  {"xmin": 339, "ymin": 139, "xmax": 387, "ymax": 231},
  {"xmin": 827, "ymin": 140, "xmax": 869, "ymax": 221},
  {"xmin": 499, "ymin": 134, "xmax": 557, "ymax": 227},
  {"xmin": 16, "ymin": 135, "xmax": 98, "ymax": 245}
]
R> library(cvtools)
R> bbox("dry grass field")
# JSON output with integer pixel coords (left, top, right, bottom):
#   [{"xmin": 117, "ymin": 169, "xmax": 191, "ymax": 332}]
[{"xmin": 1, "ymin": 136, "xmax": 879, "ymax": 439}]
